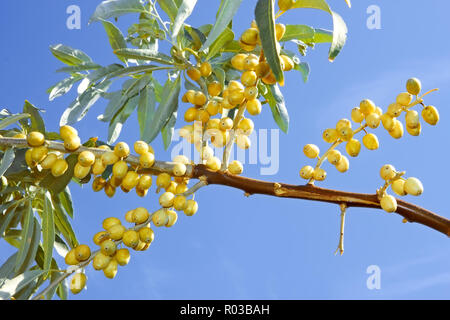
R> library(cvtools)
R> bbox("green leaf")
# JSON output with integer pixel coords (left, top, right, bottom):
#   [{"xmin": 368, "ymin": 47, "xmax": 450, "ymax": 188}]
[
  {"xmin": 254, "ymin": 0, "xmax": 283, "ymax": 82},
  {"xmin": 281, "ymin": 24, "xmax": 315, "ymax": 42},
  {"xmin": 312, "ymin": 28, "xmax": 333, "ymax": 43},
  {"xmin": 0, "ymin": 203, "xmax": 19, "ymax": 238},
  {"xmin": 161, "ymin": 111, "xmax": 177, "ymax": 149},
  {"xmin": 59, "ymin": 81, "xmax": 112, "ymax": 126},
  {"xmin": 102, "ymin": 20, "xmax": 128, "ymax": 64},
  {"xmin": 39, "ymin": 154, "xmax": 78, "ymax": 195},
  {"xmin": 0, "ymin": 269, "xmax": 46, "ymax": 300},
  {"xmin": 143, "ymin": 74, "xmax": 181, "ymax": 143},
  {"xmin": 262, "ymin": 84, "xmax": 289, "ymax": 133},
  {"xmin": 56, "ymin": 279, "xmax": 68, "ymax": 300},
  {"xmin": 206, "ymin": 27, "xmax": 234, "ymax": 60},
  {"xmin": 50, "ymin": 44, "xmax": 93, "ymax": 66},
  {"xmin": 0, "ymin": 148, "xmax": 15, "ymax": 178},
  {"xmin": 201, "ymin": 0, "xmax": 243, "ymax": 51},
  {"xmin": 171, "ymin": 0, "xmax": 197, "ymax": 43},
  {"xmin": 291, "ymin": 0, "xmax": 348, "ymax": 61},
  {"xmin": 52, "ymin": 194, "xmax": 78, "ymax": 249},
  {"xmin": 295, "ymin": 62, "xmax": 310, "ymax": 83},
  {"xmin": 42, "ymin": 192, "xmax": 55, "ymax": 272},
  {"xmin": 89, "ymin": 0, "xmax": 146, "ymax": 23},
  {"xmin": 0, "ymin": 114, "xmax": 30, "ymax": 130},
  {"xmin": 87, "ymin": 64, "xmax": 124, "ymax": 84},
  {"xmin": 0, "ymin": 253, "xmax": 17, "ymax": 288},
  {"xmin": 49, "ymin": 75, "xmax": 84, "ymax": 101},
  {"xmin": 107, "ymin": 94, "xmax": 139, "ymax": 144},
  {"xmin": 104, "ymin": 64, "xmax": 164, "ymax": 80},
  {"xmin": 58, "ymin": 187, "xmax": 73, "ymax": 219},
  {"xmin": 114, "ymin": 48, "xmax": 174, "ymax": 65},
  {"xmin": 23, "ymin": 101, "xmax": 45, "ymax": 133},
  {"xmin": 156, "ymin": 0, "xmax": 179, "ymax": 21},
  {"xmin": 55, "ymin": 63, "xmax": 102, "ymax": 73},
  {"xmin": 138, "ymin": 85, "xmax": 156, "ymax": 140},
  {"xmin": 213, "ymin": 67, "xmax": 226, "ymax": 88}
]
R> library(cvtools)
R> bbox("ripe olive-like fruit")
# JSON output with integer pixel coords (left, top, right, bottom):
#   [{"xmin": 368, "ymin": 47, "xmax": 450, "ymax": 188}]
[
  {"xmin": 64, "ymin": 136, "xmax": 81, "ymax": 152},
  {"xmin": 31, "ymin": 146, "xmax": 48, "ymax": 163},
  {"xmin": 60, "ymin": 125, "xmax": 78, "ymax": 140},
  {"xmin": 237, "ymin": 118, "xmax": 254, "ymax": 135},
  {"xmin": 40, "ymin": 153, "xmax": 58, "ymax": 169},
  {"xmin": 406, "ymin": 122, "xmax": 421, "ymax": 136},
  {"xmin": 219, "ymin": 117, "xmax": 233, "ymax": 131},
  {"xmin": 74, "ymin": 162, "xmax": 91, "ymax": 179},
  {"xmin": 327, "ymin": 150, "xmax": 342, "ymax": 165},
  {"xmin": 275, "ymin": 23, "xmax": 286, "ymax": 41},
  {"xmin": 103, "ymin": 259, "xmax": 118, "ymax": 279},
  {"xmin": 122, "ymin": 230, "xmax": 139, "ymax": 248},
  {"xmin": 114, "ymin": 142, "xmax": 130, "ymax": 158},
  {"xmin": 278, "ymin": 0, "xmax": 295, "ymax": 11},
  {"xmin": 381, "ymin": 113, "xmax": 395, "ymax": 131},
  {"xmin": 391, "ymin": 178, "xmax": 407, "ymax": 196},
  {"xmin": 184, "ymin": 200, "xmax": 198, "ymax": 216},
  {"xmin": 70, "ymin": 273, "xmax": 86, "ymax": 294},
  {"xmin": 206, "ymin": 156, "xmax": 221, "ymax": 171},
  {"xmin": 74, "ymin": 244, "xmax": 91, "ymax": 261},
  {"xmin": 104, "ymin": 181, "xmax": 116, "ymax": 198},
  {"xmin": 173, "ymin": 195, "xmax": 188, "ymax": 211},
  {"xmin": 137, "ymin": 175, "xmax": 152, "ymax": 191},
  {"xmin": 200, "ymin": 61, "xmax": 212, "ymax": 77},
  {"xmin": 336, "ymin": 119, "xmax": 352, "ymax": 131},
  {"xmin": 184, "ymin": 107, "xmax": 198, "ymax": 122},
  {"xmin": 396, "ymin": 92, "xmax": 413, "ymax": 106},
  {"xmin": 93, "ymin": 231, "xmax": 109, "ymax": 245},
  {"xmin": 208, "ymin": 81, "xmax": 222, "ymax": 97},
  {"xmin": 115, "ymin": 248, "xmax": 130, "ymax": 266},
  {"xmin": 243, "ymin": 55, "xmax": 259, "ymax": 71},
  {"xmin": 228, "ymin": 160, "xmax": 244, "ymax": 175},
  {"xmin": 339, "ymin": 127, "xmax": 354, "ymax": 141},
  {"xmin": 152, "ymin": 209, "xmax": 169, "ymax": 227},
  {"xmin": 365, "ymin": 113, "xmax": 380, "ymax": 129},
  {"xmin": 406, "ymin": 78, "xmax": 421, "ymax": 95},
  {"xmin": 132, "ymin": 207, "xmax": 150, "ymax": 224},
  {"xmin": 345, "ymin": 139, "xmax": 361, "ymax": 157},
  {"xmin": 139, "ymin": 227, "xmax": 155, "ymax": 244},
  {"xmin": 78, "ymin": 151, "xmax": 95, "ymax": 167},
  {"xmin": 303, "ymin": 144, "xmax": 320, "ymax": 158},
  {"xmin": 231, "ymin": 53, "xmax": 248, "ymax": 70},
  {"xmin": 359, "ymin": 99, "xmax": 376, "ymax": 115},
  {"xmin": 102, "ymin": 217, "xmax": 121, "ymax": 230},
  {"xmin": 194, "ymin": 91, "xmax": 207, "ymax": 106},
  {"xmin": 92, "ymin": 158, "xmax": 106, "ymax": 175},
  {"xmin": 65, "ymin": 248, "xmax": 79, "ymax": 265},
  {"xmin": 139, "ymin": 151, "xmax": 155, "ymax": 168},
  {"xmin": 404, "ymin": 177, "xmax": 423, "ymax": 196},
  {"xmin": 122, "ymin": 171, "xmax": 139, "ymax": 190},
  {"xmin": 156, "ymin": 173, "xmax": 171, "ymax": 189},
  {"xmin": 241, "ymin": 71, "xmax": 258, "ymax": 87},
  {"xmin": 256, "ymin": 61, "xmax": 270, "ymax": 78},
  {"xmin": 112, "ymin": 160, "xmax": 128, "ymax": 179},
  {"xmin": 159, "ymin": 192, "xmax": 175, "ymax": 208},
  {"xmin": 388, "ymin": 119, "xmax": 404, "ymax": 139},
  {"xmin": 281, "ymin": 55, "xmax": 294, "ymax": 71},
  {"xmin": 380, "ymin": 194, "xmax": 397, "ymax": 213},
  {"xmin": 166, "ymin": 210, "xmax": 178, "ymax": 227},
  {"xmin": 27, "ymin": 131, "xmax": 45, "ymax": 147},
  {"xmin": 323, "ymin": 128, "xmax": 339, "ymax": 143},
  {"xmin": 239, "ymin": 39, "xmax": 256, "ymax": 52},
  {"xmin": 241, "ymin": 28, "xmax": 259, "ymax": 45},
  {"xmin": 173, "ymin": 163, "xmax": 187, "ymax": 177},
  {"xmin": 422, "ymin": 105, "xmax": 439, "ymax": 125},
  {"xmin": 351, "ymin": 107, "xmax": 365, "ymax": 123},
  {"xmin": 134, "ymin": 140, "xmax": 149, "ymax": 155},
  {"xmin": 299, "ymin": 165, "xmax": 314, "ymax": 179},
  {"xmin": 405, "ymin": 110, "xmax": 420, "ymax": 129},
  {"xmin": 313, "ymin": 168, "xmax": 327, "ymax": 181},
  {"xmin": 51, "ymin": 158, "xmax": 69, "ymax": 177},
  {"xmin": 187, "ymin": 67, "xmax": 201, "ymax": 81},
  {"xmin": 362, "ymin": 133, "xmax": 379, "ymax": 150},
  {"xmin": 387, "ymin": 103, "xmax": 403, "ymax": 118},
  {"xmin": 335, "ymin": 155, "xmax": 349, "ymax": 173},
  {"xmin": 93, "ymin": 252, "xmax": 112, "ymax": 270},
  {"xmin": 101, "ymin": 239, "xmax": 117, "ymax": 256},
  {"xmin": 101, "ymin": 151, "xmax": 119, "ymax": 166},
  {"xmin": 236, "ymin": 134, "xmax": 251, "ymax": 150},
  {"xmin": 380, "ymin": 164, "xmax": 396, "ymax": 181},
  {"xmin": 107, "ymin": 224, "xmax": 126, "ymax": 241},
  {"xmin": 206, "ymin": 100, "xmax": 220, "ymax": 116}
]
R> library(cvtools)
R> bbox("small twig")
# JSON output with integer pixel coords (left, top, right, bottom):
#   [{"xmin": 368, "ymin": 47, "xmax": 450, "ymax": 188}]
[{"xmin": 334, "ymin": 203, "xmax": 347, "ymax": 256}]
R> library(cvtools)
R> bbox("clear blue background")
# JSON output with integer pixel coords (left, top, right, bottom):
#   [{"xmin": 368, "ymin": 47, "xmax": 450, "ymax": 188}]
[{"xmin": 1, "ymin": 0, "xmax": 449, "ymax": 299}]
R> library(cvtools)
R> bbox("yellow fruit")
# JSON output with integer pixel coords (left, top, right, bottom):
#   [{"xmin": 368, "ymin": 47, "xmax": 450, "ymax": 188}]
[
  {"xmin": 244, "ymin": 86, "xmax": 258, "ymax": 100},
  {"xmin": 246, "ymin": 99, "xmax": 262, "ymax": 115},
  {"xmin": 103, "ymin": 259, "xmax": 118, "ymax": 279},
  {"xmin": 114, "ymin": 142, "xmax": 129, "ymax": 158},
  {"xmin": 139, "ymin": 151, "xmax": 155, "ymax": 168},
  {"xmin": 281, "ymin": 55, "xmax": 294, "ymax": 71},
  {"xmin": 101, "ymin": 151, "xmax": 119, "ymax": 166},
  {"xmin": 388, "ymin": 120, "xmax": 404, "ymax": 139},
  {"xmin": 102, "ymin": 217, "xmax": 121, "ymax": 230},
  {"xmin": 405, "ymin": 110, "xmax": 420, "ymax": 128},
  {"xmin": 92, "ymin": 158, "xmax": 106, "ymax": 175},
  {"xmin": 166, "ymin": 181, "xmax": 177, "ymax": 194},
  {"xmin": 219, "ymin": 117, "xmax": 233, "ymax": 131},
  {"xmin": 236, "ymin": 134, "xmax": 251, "ymax": 150},
  {"xmin": 110, "ymin": 175, "xmax": 123, "ymax": 188},
  {"xmin": 206, "ymin": 100, "xmax": 220, "ymax": 116},
  {"xmin": 278, "ymin": 0, "xmax": 295, "ymax": 11},
  {"xmin": 70, "ymin": 273, "xmax": 86, "ymax": 294},
  {"xmin": 165, "ymin": 210, "xmax": 178, "ymax": 227},
  {"xmin": 201, "ymin": 146, "xmax": 214, "ymax": 161},
  {"xmin": 156, "ymin": 173, "xmax": 171, "ymax": 189},
  {"xmin": 396, "ymin": 92, "xmax": 413, "ymax": 106},
  {"xmin": 111, "ymin": 160, "xmax": 128, "ymax": 179},
  {"xmin": 138, "ymin": 227, "xmax": 154, "ymax": 244},
  {"xmin": 338, "ymin": 127, "xmax": 354, "ymax": 142},
  {"xmin": 187, "ymin": 67, "xmax": 201, "ymax": 81},
  {"xmin": 184, "ymin": 107, "xmax": 198, "ymax": 122},
  {"xmin": 159, "ymin": 192, "xmax": 175, "ymax": 208},
  {"xmin": 51, "ymin": 158, "xmax": 68, "ymax": 177},
  {"xmin": 313, "ymin": 168, "xmax": 327, "ymax": 181},
  {"xmin": 200, "ymin": 61, "xmax": 212, "ymax": 77},
  {"xmin": 93, "ymin": 231, "xmax": 109, "ymax": 245},
  {"xmin": 336, "ymin": 119, "xmax": 352, "ymax": 131},
  {"xmin": 27, "ymin": 131, "xmax": 45, "ymax": 147},
  {"xmin": 206, "ymin": 156, "xmax": 221, "ymax": 171},
  {"xmin": 239, "ymin": 39, "xmax": 255, "ymax": 52},
  {"xmin": 93, "ymin": 252, "xmax": 112, "ymax": 270},
  {"xmin": 422, "ymin": 105, "xmax": 439, "ymax": 125},
  {"xmin": 241, "ymin": 28, "xmax": 259, "ymax": 45},
  {"xmin": 184, "ymin": 200, "xmax": 198, "ymax": 216},
  {"xmin": 243, "ymin": 55, "xmax": 259, "ymax": 71},
  {"xmin": 387, "ymin": 103, "xmax": 403, "ymax": 118},
  {"xmin": 173, "ymin": 195, "xmax": 188, "ymax": 211},
  {"xmin": 345, "ymin": 139, "xmax": 361, "ymax": 157},
  {"xmin": 228, "ymin": 90, "xmax": 245, "ymax": 106},
  {"xmin": 122, "ymin": 230, "xmax": 139, "ymax": 248},
  {"xmin": 303, "ymin": 144, "xmax": 320, "ymax": 159},
  {"xmin": 275, "ymin": 23, "xmax": 286, "ymax": 41},
  {"xmin": 351, "ymin": 107, "xmax": 365, "ymax": 123},
  {"xmin": 104, "ymin": 181, "xmax": 116, "ymax": 198},
  {"xmin": 193, "ymin": 91, "xmax": 207, "ymax": 106},
  {"xmin": 121, "ymin": 171, "xmax": 139, "ymax": 191},
  {"xmin": 137, "ymin": 175, "xmax": 152, "ymax": 190},
  {"xmin": 406, "ymin": 122, "xmax": 421, "ymax": 136},
  {"xmin": 184, "ymin": 90, "xmax": 196, "ymax": 104},
  {"xmin": 115, "ymin": 248, "xmax": 130, "ymax": 266},
  {"xmin": 241, "ymin": 71, "xmax": 258, "ymax": 87},
  {"xmin": 391, "ymin": 178, "xmax": 407, "ymax": 196},
  {"xmin": 77, "ymin": 151, "xmax": 95, "ymax": 167},
  {"xmin": 327, "ymin": 150, "xmax": 342, "ymax": 165},
  {"xmin": 359, "ymin": 99, "xmax": 376, "ymax": 115},
  {"xmin": 208, "ymin": 81, "xmax": 222, "ymax": 97},
  {"xmin": 380, "ymin": 195, "xmax": 397, "ymax": 213},
  {"xmin": 40, "ymin": 153, "xmax": 58, "ymax": 169},
  {"xmin": 172, "ymin": 163, "xmax": 186, "ymax": 177},
  {"xmin": 100, "ymin": 239, "xmax": 117, "ymax": 256},
  {"xmin": 64, "ymin": 136, "xmax": 81, "ymax": 151},
  {"xmin": 31, "ymin": 146, "xmax": 48, "ymax": 163},
  {"xmin": 25, "ymin": 149, "xmax": 35, "ymax": 167},
  {"xmin": 406, "ymin": 78, "xmax": 421, "ymax": 95},
  {"xmin": 299, "ymin": 165, "xmax": 314, "ymax": 179},
  {"xmin": 335, "ymin": 155, "xmax": 349, "ymax": 173},
  {"xmin": 60, "ymin": 125, "xmax": 78, "ymax": 140},
  {"xmin": 365, "ymin": 113, "xmax": 380, "ymax": 129},
  {"xmin": 380, "ymin": 164, "xmax": 396, "ymax": 180},
  {"xmin": 381, "ymin": 113, "xmax": 395, "ymax": 131},
  {"xmin": 255, "ymin": 61, "xmax": 270, "ymax": 78},
  {"xmin": 404, "ymin": 177, "xmax": 423, "ymax": 196},
  {"xmin": 132, "ymin": 140, "xmax": 148, "ymax": 155},
  {"xmin": 65, "ymin": 249, "xmax": 79, "ymax": 265},
  {"xmin": 107, "ymin": 224, "xmax": 126, "ymax": 241},
  {"xmin": 132, "ymin": 207, "xmax": 150, "ymax": 224},
  {"xmin": 362, "ymin": 133, "xmax": 379, "ymax": 150},
  {"xmin": 322, "ymin": 128, "xmax": 339, "ymax": 143},
  {"xmin": 136, "ymin": 187, "xmax": 148, "ymax": 197},
  {"xmin": 152, "ymin": 209, "xmax": 169, "ymax": 226},
  {"xmin": 231, "ymin": 54, "xmax": 248, "ymax": 70},
  {"xmin": 74, "ymin": 163, "xmax": 90, "ymax": 179},
  {"xmin": 237, "ymin": 118, "xmax": 254, "ymax": 136},
  {"xmin": 74, "ymin": 244, "xmax": 91, "ymax": 261},
  {"xmin": 228, "ymin": 160, "xmax": 243, "ymax": 175}
]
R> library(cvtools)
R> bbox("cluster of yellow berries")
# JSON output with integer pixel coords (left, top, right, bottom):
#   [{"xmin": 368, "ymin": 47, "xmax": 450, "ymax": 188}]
[
  {"xmin": 299, "ymin": 78, "xmax": 438, "ymax": 183},
  {"xmin": 377, "ymin": 164, "xmax": 424, "ymax": 213}
]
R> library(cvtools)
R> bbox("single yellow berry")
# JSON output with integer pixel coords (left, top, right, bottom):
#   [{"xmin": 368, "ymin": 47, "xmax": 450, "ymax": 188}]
[
  {"xmin": 103, "ymin": 259, "xmax": 118, "ymax": 279},
  {"xmin": 102, "ymin": 217, "xmax": 121, "ymax": 230},
  {"xmin": 200, "ymin": 61, "xmax": 212, "ymax": 77},
  {"xmin": 134, "ymin": 141, "xmax": 149, "ymax": 155},
  {"xmin": 114, "ymin": 248, "xmax": 130, "ymax": 266},
  {"xmin": 237, "ymin": 118, "xmax": 254, "ymax": 135},
  {"xmin": 240, "ymin": 28, "xmax": 259, "ymax": 46},
  {"xmin": 206, "ymin": 156, "xmax": 221, "ymax": 171},
  {"xmin": 241, "ymin": 71, "xmax": 258, "ymax": 87},
  {"xmin": 93, "ymin": 252, "xmax": 112, "ymax": 270},
  {"xmin": 336, "ymin": 119, "xmax": 352, "ymax": 131},
  {"xmin": 421, "ymin": 106, "xmax": 439, "ymax": 125},
  {"xmin": 380, "ymin": 164, "xmax": 396, "ymax": 180},
  {"xmin": 64, "ymin": 136, "xmax": 81, "ymax": 152},
  {"xmin": 351, "ymin": 107, "xmax": 365, "ymax": 123},
  {"xmin": 100, "ymin": 239, "xmax": 117, "ymax": 256},
  {"xmin": 388, "ymin": 119, "xmax": 404, "ymax": 139},
  {"xmin": 31, "ymin": 146, "xmax": 48, "ymax": 163},
  {"xmin": 208, "ymin": 81, "xmax": 222, "ymax": 97},
  {"xmin": 231, "ymin": 53, "xmax": 248, "ymax": 70},
  {"xmin": 193, "ymin": 91, "xmax": 207, "ymax": 106},
  {"xmin": 327, "ymin": 150, "xmax": 342, "ymax": 165},
  {"xmin": 27, "ymin": 131, "xmax": 45, "ymax": 147},
  {"xmin": 387, "ymin": 103, "xmax": 403, "ymax": 118},
  {"xmin": 359, "ymin": 99, "xmax": 376, "ymax": 115},
  {"xmin": 406, "ymin": 78, "xmax": 421, "ymax": 95},
  {"xmin": 381, "ymin": 113, "xmax": 395, "ymax": 131},
  {"xmin": 73, "ymin": 162, "xmax": 90, "ymax": 179},
  {"xmin": 132, "ymin": 207, "xmax": 150, "ymax": 224},
  {"xmin": 107, "ymin": 224, "xmax": 126, "ymax": 241},
  {"xmin": 396, "ymin": 92, "xmax": 413, "ymax": 106},
  {"xmin": 104, "ymin": 181, "xmax": 116, "ymax": 198},
  {"xmin": 362, "ymin": 133, "xmax": 379, "ymax": 150},
  {"xmin": 137, "ymin": 175, "xmax": 152, "ymax": 190},
  {"xmin": 173, "ymin": 195, "xmax": 188, "ymax": 211},
  {"xmin": 380, "ymin": 194, "xmax": 397, "ymax": 213},
  {"xmin": 122, "ymin": 230, "xmax": 139, "ymax": 248},
  {"xmin": 152, "ymin": 209, "xmax": 169, "ymax": 227},
  {"xmin": 365, "ymin": 113, "xmax": 381, "ymax": 129},
  {"xmin": 345, "ymin": 139, "xmax": 361, "ymax": 157},
  {"xmin": 139, "ymin": 151, "xmax": 155, "ymax": 168},
  {"xmin": 92, "ymin": 158, "xmax": 106, "ymax": 175},
  {"xmin": 303, "ymin": 144, "xmax": 320, "ymax": 158},
  {"xmin": 322, "ymin": 128, "xmax": 339, "ymax": 143},
  {"xmin": 184, "ymin": 200, "xmax": 198, "ymax": 216},
  {"xmin": 93, "ymin": 231, "xmax": 109, "ymax": 245},
  {"xmin": 281, "ymin": 55, "xmax": 294, "ymax": 71},
  {"xmin": 156, "ymin": 173, "xmax": 172, "ymax": 189},
  {"xmin": 187, "ymin": 67, "xmax": 201, "ymax": 81},
  {"xmin": 60, "ymin": 125, "xmax": 78, "ymax": 140},
  {"xmin": 339, "ymin": 127, "xmax": 354, "ymax": 141},
  {"xmin": 78, "ymin": 151, "xmax": 95, "ymax": 167},
  {"xmin": 275, "ymin": 23, "xmax": 286, "ymax": 41},
  {"xmin": 114, "ymin": 142, "xmax": 129, "ymax": 158},
  {"xmin": 335, "ymin": 155, "xmax": 349, "ymax": 173},
  {"xmin": 391, "ymin": 178, "xmax": 407, "ymax": 196},
  {"xmin": 236, "ymin": 134, "xmax": 251, "ymax": 150},
  {"xmin": 165, "ymin": 210, "xmax": 178, "ymax": 227},
  {"xmin": 51, "ymin": 158, "xmax": 68, "ymax": 177},
  {"xmin": 101, "ymin": 151, "xmax": 119, "ymax": 166},
  {"xmin": 404, "ymin": 177, "xmax": 423, "ymax": 196},
  {"xmin": 159, "ymin": 192, "xmax": 175, "ymax": 208},
  {"xmin": 228, "ymin": 160, "xmax": 243, "ymax": 175},
  {"xmin": 122, "ymin": 171, "xmax": 139, "ymax": 191},
  {"xmin": 70, "ymin": 273, "xmax": 87, "ymax": 294},
  {"xmin": 74, "ymin": 244, "xmax": 91, "ymax": 262},
  {"xmin": 406, "ymin": 122, "xmax": 421, "ymax": 136},
  {"xmin": 65, "ymin": 248, "xmax": 79, "ymax": 265},
  {"xmin": 299, "ymin": 165, "xmax": 314, "ymax": 179},
  {"xmin": 313, "ymin": 168, "xmax": 327, "ymax": 181},
  {"xmin": 278, "ymin": 0, "xmax": 295, "ymax": 11},
  {"xmin": 40, "ymin": 153, "xmax": 58, "ymax": 169},
  {"xmin": 206, "ymin": 100, "xmax": 221, "ymax": 116},
  {"xmin": 405, "ymin": 110, "xmax": 420, "ymax": 128},
  {"xmin": 112, "ymin": 160, "xmax": 128, "ymax": 179}
]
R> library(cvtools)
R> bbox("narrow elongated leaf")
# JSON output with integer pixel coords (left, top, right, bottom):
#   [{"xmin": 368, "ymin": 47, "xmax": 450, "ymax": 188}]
[
  {"xmin": 262, "ymin": 84, "xmax": 289, "ymax": 133},
  {"xmin": 23, "ymin": 101, "xmax": 45, "ymax": 133},
  {"xmin": 0, "ymin": 114, "xmax": 30, "ymax": 130},
  {"xmin": 143, "ymin": 74, "xmax": 181, "ymax": 143},
  {"xmin": 312, "ymin": 28, "xmax": 333, "ymax": 43},
  {"xmin": 14, "ymin": 203, "xmax": 34, "ymax": 273},
  {"xmin": 206, "ymin": 27, "xmax": 234, "ymax": 60},
  {"xmin": 42, "ymin": 192, "xmax": 55, "ymax": 272},
  {"xmin": 138, "ymin": 85, "xmax": 156, "ymax": 140},
  {"xmin": 107, "ymin": 94, "xmax": 139, "ymax": 144},
  {"xmin": 50, "ymin": 44, "xmax": 93, "ymax": 66},
  {"xmin": 201, "ymin": 0, "xmax": 243, "ymax": 51},
  {"xmin": 291, "ymin": 0, "xmax": 348, "ymax": 61},
  {"xmin": 295, "ymin": 62, "xmax": 310, "ymax": 83},
  {"xmin": 52, "ymin": 194, "xmax": 78, "ymax": 249},
  {"xmin": 59, "ymin": 81, "xmax": 112, "ymax": 126},
  {"xmin": 87, "ymin": 64, "xmax": 124, "ymax": 84},
  {"xmin": 104, "ymin": 64, "xmax": 162, "ymax": 80},
  {"xmin": 161, "ymin": 111, "xmax": 177, "ymax": 149},
  {"xmin": 0, "ymin": 203, "xmax": 19, "ymax": 238},
  {"xmin": 171, "ymin": 0, "xmax": 197, "ymax": 43},
  {"xmin": 0, "ymin": 269, "xmax": 46, "ymax": 300},
  {"xmin": 156, "ymin": 0, "xmax": 178, "ymax": 21},
  {"xmin": 89, "ymin": 0, "xmax": 146, "ymax": 23},
  {"xmin": 54, "ymin": 234, "xmax": 70, "ymax": 258},
  {"xmin": 281, "ymin": 24, "xmax": 315, "ymax": 42},
  {"xmin": 58, "ymin": 187, "xmax": 73, "ymax": 219},
  {"xmin": 56, "ymin": 279, "xmax": 68, "ymax": 300},
  {"xmin": 114, "ymin": 48, "xmax": 174, "ymax": 65},
  {"xmin": 0, "ymin": 149, "xmax": 15, "ymax": 178},
  {"xmin": 102, "ymin": 20, "xmax": 128, "ymax": 63},
  {"xmin": 49, "ymin": 76, "xmax": 84, "ymax": 101},
  {"xmin": 0, "ymin": 253, "xmax": 17, "ymax": 288},
  {"xmin": 255, "ymin": 0, "xmax": 283, "ymax": 82},
  {"xmin": 55, "ymin": 63, "xmax": 101, "ymax": 73}
]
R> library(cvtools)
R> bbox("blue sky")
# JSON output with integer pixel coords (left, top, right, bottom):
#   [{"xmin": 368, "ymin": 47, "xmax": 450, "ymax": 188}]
[{"xmin": 1, "ymin": 0, "xmax": 449, "ymax": 299}]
